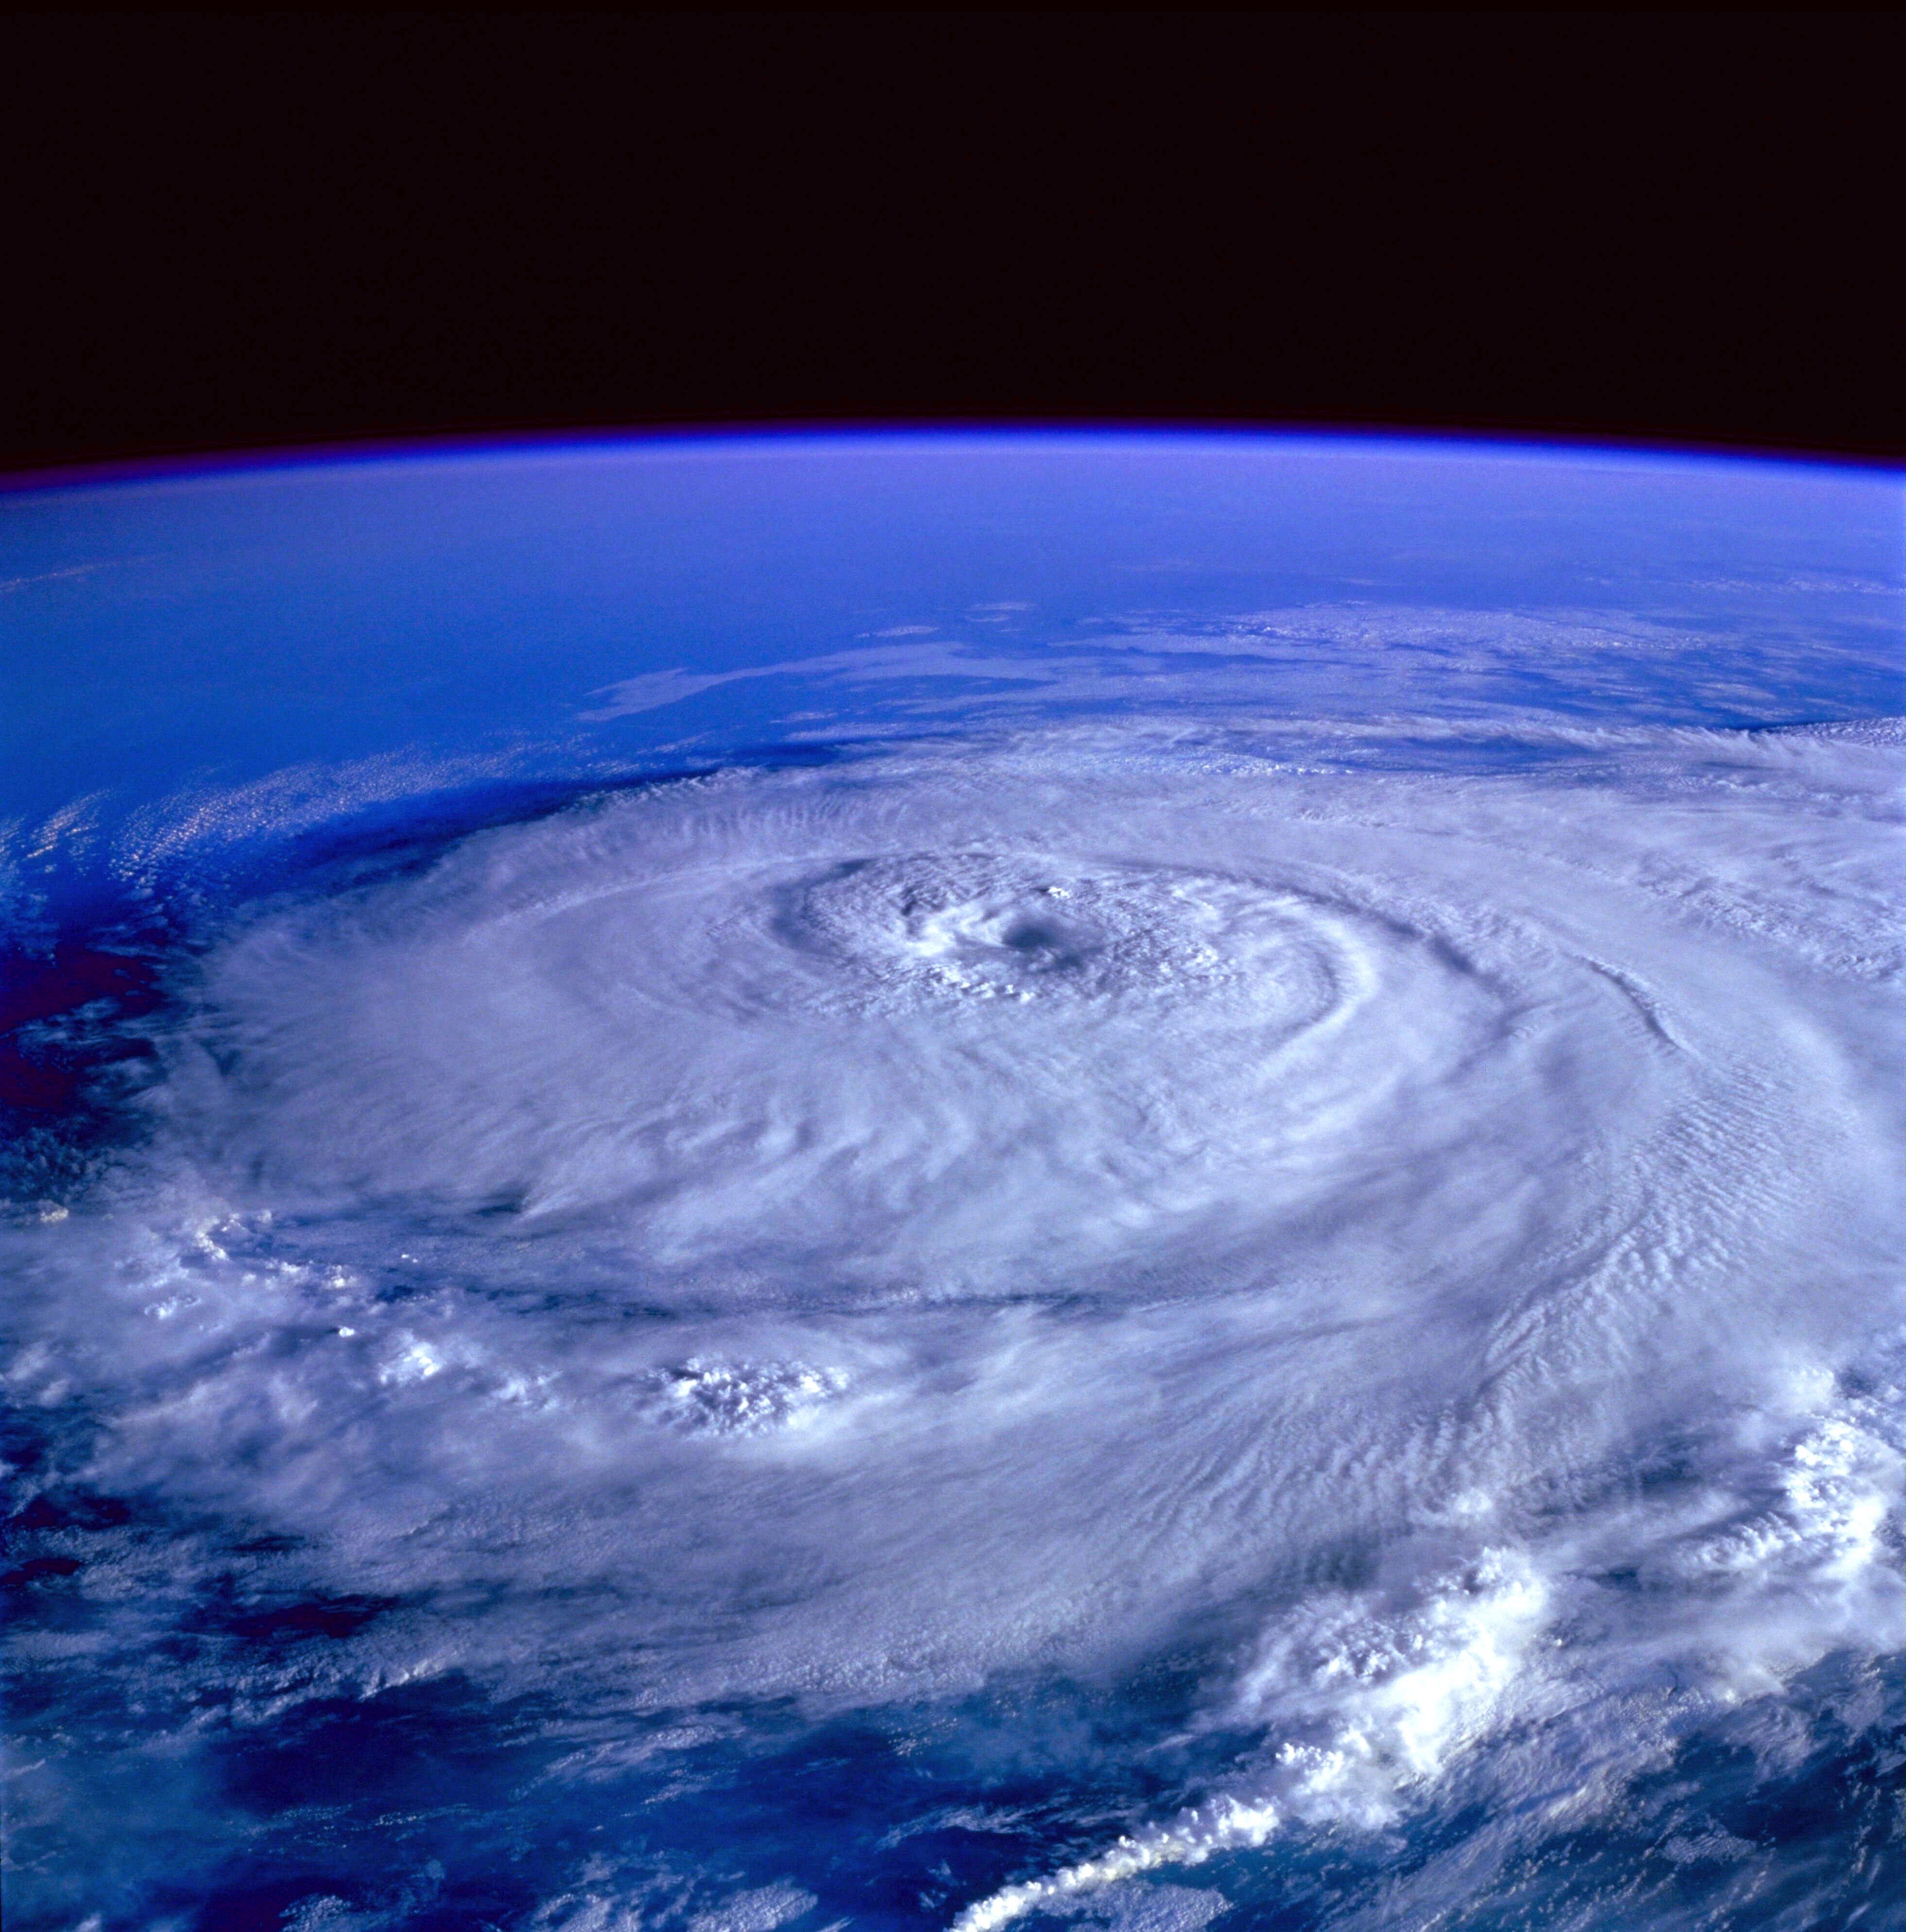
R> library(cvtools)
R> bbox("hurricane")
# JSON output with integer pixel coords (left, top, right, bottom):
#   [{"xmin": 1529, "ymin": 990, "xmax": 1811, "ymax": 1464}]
[{"xmin": 2, "ymin": 434, "xmax": 1900, "ymax": 1932}]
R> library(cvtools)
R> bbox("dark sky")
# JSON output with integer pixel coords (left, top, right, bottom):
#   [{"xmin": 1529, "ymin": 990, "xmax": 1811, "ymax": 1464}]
[{"xmin": 4, "ymin": 11, "xmax": 1900, "ymax": 470}]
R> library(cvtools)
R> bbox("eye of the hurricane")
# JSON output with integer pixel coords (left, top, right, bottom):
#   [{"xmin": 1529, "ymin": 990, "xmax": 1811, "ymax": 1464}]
[
  {"xmin": 903, "ymin": 898, "xmax": 1087, "ymax": 988},
  {"xmin": 997, "ymin": 914, "xmax": 1074, "ymax": 958},
  {"xmin": 874, "ymin": 865, "xmax": 1097, "ymax": 992},
  {"xmin": 781, "ymin": 853, "xmax": 1291, "ymax": 1008}
]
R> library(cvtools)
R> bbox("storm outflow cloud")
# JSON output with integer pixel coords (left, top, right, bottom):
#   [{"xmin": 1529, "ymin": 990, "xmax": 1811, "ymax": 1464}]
[{"xmin": 6, "ymin": 714, "xmax": 1899, "ymax": 1930}]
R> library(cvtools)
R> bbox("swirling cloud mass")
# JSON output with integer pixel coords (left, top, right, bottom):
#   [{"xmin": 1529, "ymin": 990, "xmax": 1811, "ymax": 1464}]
[{"xmin": 6, "ymin": 708, "xmax": 1899, "ymax": 1930}]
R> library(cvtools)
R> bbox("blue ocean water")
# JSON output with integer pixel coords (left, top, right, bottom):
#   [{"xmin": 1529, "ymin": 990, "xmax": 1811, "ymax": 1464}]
[{"xmin": 2, "ymin": 435, "xmax": 1901, "ymax": 1932}]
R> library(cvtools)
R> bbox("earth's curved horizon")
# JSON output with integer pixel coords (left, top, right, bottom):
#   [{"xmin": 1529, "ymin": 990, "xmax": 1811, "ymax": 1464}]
[{"xmin": 2, "ymin": 430, "xmax": 1901, "ymax": 1932}]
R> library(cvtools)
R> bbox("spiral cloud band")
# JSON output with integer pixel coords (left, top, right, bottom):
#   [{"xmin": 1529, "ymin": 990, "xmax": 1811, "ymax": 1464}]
[{"xmin": 7, "ymin": 708, "xmax": 1899, "ymax": 1929}]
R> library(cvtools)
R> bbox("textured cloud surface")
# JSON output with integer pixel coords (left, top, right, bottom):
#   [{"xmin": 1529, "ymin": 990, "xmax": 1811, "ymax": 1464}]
[{"xmin": 5, "ymin": 709, "xmax": 1900, "ymax": 1930}]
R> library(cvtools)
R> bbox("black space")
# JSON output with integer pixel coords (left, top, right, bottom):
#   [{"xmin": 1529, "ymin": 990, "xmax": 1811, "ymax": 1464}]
[{"xmin": 4, "ymin": 11, "xmax": 1901, "ymax": 471}]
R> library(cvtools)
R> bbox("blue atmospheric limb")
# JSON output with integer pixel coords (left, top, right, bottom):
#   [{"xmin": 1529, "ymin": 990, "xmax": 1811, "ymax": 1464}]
[{"xmin": 0, "ymin": 434, "xmax": 1901, "ymax": 1932}]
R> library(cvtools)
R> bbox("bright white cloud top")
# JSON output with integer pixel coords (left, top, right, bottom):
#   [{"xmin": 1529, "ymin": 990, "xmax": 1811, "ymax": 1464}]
[{"xmin": 1, "ymin": 435, "xmax": 1900, "ymax": 1932}]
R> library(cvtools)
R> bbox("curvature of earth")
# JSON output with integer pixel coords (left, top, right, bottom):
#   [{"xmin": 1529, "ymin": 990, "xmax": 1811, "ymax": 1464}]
[{"xmin": 1, "ymin": 433, "xmax": 1901, "ymax": 1932}]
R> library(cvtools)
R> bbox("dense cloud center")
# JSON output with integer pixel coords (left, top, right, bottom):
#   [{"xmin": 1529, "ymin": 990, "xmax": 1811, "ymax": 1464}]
[{"xmin": 169, "ymin": 747, "xmax": 1710, "ymax": 1312}]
